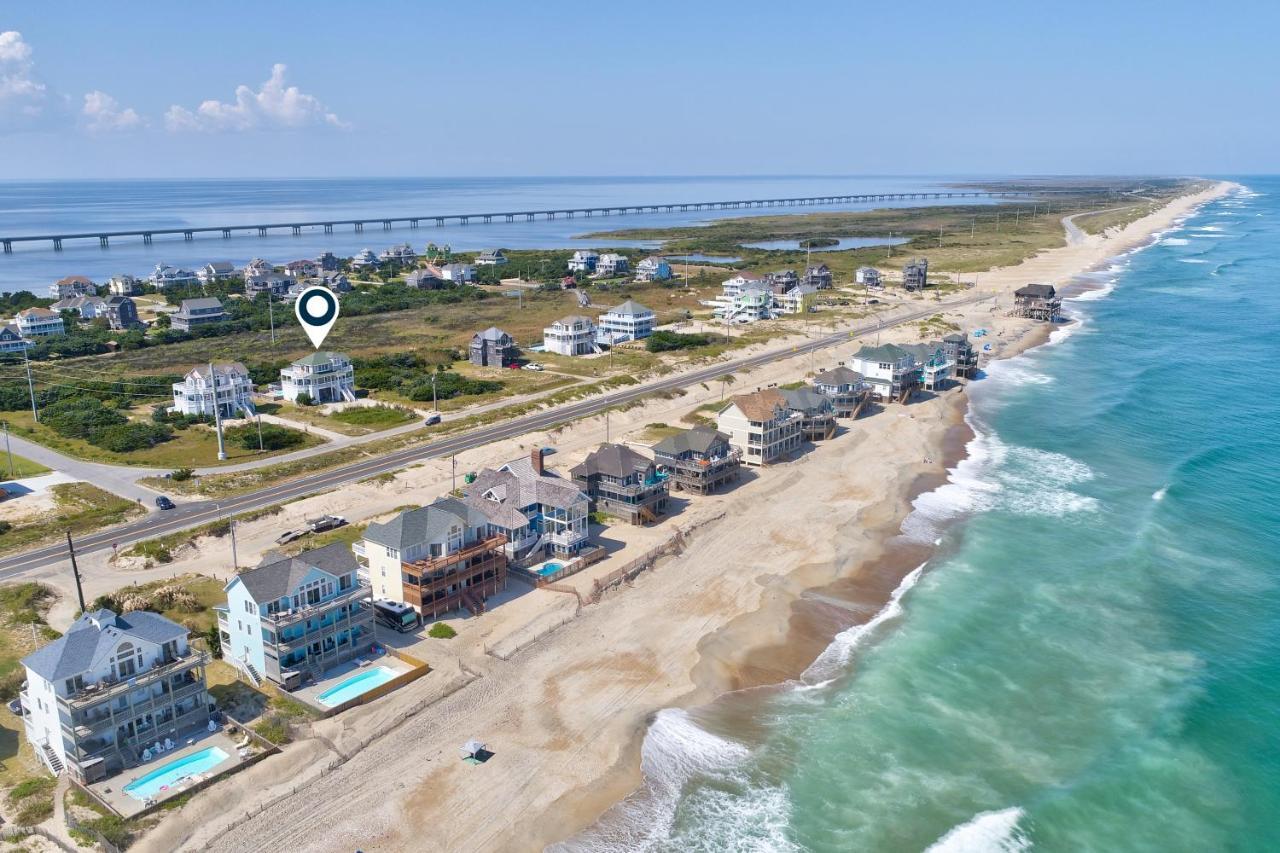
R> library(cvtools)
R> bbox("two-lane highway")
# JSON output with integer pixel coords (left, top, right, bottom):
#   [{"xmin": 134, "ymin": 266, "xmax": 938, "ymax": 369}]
[{"xmin": 0, "ymin": 294, "xmax": 992, "ymax": 579}]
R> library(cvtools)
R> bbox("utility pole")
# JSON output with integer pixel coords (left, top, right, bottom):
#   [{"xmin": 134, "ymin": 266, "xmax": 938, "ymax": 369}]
[
  {"xmin": 937, "ymin": 226, "xmax": 943, "ymax": 248},
  {"xmin": 2, "ymin": 420, "xmax": 13, "ymax": 479},
  {"xmin": 605, "ymin": 409, "xmax": 610, "ymax": 443},
  {"xmin": 431, "ymin": 373, "xmax": 438, "ymax": 412},
  {"xmin": 996, "ymin": 212, "xmax": 1001, "ymax": 233},
  {"xmin": 888, "ymin": 231, "xmax": 895, "ymax": 259},
  {"xmin": 451, "ymin": 455, "xmax": 457, "ymax": 492},
  {"xmin": 228, "ymin": 512, "xmax": 239, "ymax": 570},
  {"xmin": 267, "ymin": 291, "xmax": 276, "ymax": 346},
  {"xmin": 255, "ymin": 413, "xmax": 264, "ymax": 452},
  {"xmin": 209, "ymin": 363, "xmax": 227, "ymax": 461},
  {"xmin": 23, "ymin": 347, "xmax": 38, "ymax": 423},
  {"xmin": 67, "ymin": 530, "xmax": 85, "ymax": 613},
  {"xmin": 971, "ymin": 217, "xmax": 976, "ymax": 238}
]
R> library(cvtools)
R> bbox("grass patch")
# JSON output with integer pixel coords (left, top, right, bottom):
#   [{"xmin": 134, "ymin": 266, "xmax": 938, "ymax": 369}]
[
  {"xmin": 123, "ymin": 505, "xmax": 283, "ymax": 566},
  {"xmin": 89, "ymin": 574, "xmax": 227, "ymax": 635},
  {"xmin": 427, "ymin": 622, "xmax": 457, "ymax": 639},
  {"xmin": 0, "ymin": 452, "xmax": 50, "ymax": 479},
  {"xmin": 328, "ymin": 406, "xmax": 417, "ymax": 428},
  {"xmin": 0, "ymin": 482, "xmax": 144, "ymax": 556}
]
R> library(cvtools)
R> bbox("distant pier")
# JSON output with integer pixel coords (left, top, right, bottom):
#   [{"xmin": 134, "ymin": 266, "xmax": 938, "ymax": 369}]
[{"xmin": 0, "ymin": 189, "xmax": 1086, "ymax": 254}]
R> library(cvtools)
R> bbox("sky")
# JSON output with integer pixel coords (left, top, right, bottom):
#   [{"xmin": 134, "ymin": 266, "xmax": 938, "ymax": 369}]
[{"xmin": 0, "ymin": 0, "xmax": 1273, "ymax": 179}]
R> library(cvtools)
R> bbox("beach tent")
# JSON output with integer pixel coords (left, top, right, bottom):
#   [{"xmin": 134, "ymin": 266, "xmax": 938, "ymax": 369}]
[{"xmin": 459, "ymin": 738, "xmax": 486, "ymax": 761}]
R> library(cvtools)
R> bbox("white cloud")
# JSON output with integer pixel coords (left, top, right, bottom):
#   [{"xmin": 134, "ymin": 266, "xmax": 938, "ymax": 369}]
[
  {"xmin": 165, "ymin": 64, "xmax": 347, "ymax": 132},
  {"xmin": 81, "ymin": 90, "xmax": 144, "ymax": 132},
  {"xmin": 0, "ymin": 31, "xmax": 51, "ymax": 128}
]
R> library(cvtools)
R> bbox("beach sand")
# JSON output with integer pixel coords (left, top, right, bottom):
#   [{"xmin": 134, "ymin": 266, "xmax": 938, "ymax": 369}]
[{"xmin": 131, "ymin": 181, "xmax": 1232, "ymax": 853}]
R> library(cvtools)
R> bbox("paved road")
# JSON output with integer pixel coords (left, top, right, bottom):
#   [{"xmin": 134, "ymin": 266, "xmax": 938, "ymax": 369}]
[
  {"xmin": 1, "ymin": 432, "xmax": 164, "ymax": 503},
  {"xmin": 0, "ymin": 294, "xmax": 992, "ymax": 579}
]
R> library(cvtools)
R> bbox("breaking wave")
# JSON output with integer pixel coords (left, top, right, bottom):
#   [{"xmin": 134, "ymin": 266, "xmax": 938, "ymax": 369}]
[{"xmin": 925, "ymin": 807, "xmax": 1031, "ymax": 853}]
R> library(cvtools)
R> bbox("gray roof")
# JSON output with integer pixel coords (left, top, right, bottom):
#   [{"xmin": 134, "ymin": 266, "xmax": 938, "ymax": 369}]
[
  {"xmin": 570, "ymin": 443, "xmax": 653, "ymax": 479},
  {"xmin": 780, "ymin": 387, "xmax": 834, "ymax": 414},
  {"xmin": 605, "ymin": 299, "xmax": 652, "ymax": 316},
  {"xmin": 651, "ymin": 426, "xmax": 729, "ymax": 457},
  {"xmin": 363, "ymin": 498, "xmax": 487, "ymax": 551},
  {"xmin": 178, "ymin": 297, "xmax": 224, "ymax": 311},
  {"xmin": 852, "ymin": 343, "xmax": 912, "ymax": 363},
  {"xmin": 1016, "ymin": 283, "xmax": 1057, "ymax": 298},
  {"xmin": 943, "ymin": 332, "xmax": 969, "ymax": 344},
  {"xmin": 473, "ymin": 326, "xmax": 512, "ymax": 342},
  {"xmin": 813, "ymin": 366, "xmax": 864, "ymax": 386},
  {"xmin": 187, "ymin": 361, "xmax": 248, "ymax": 379},
  {"xmin": 235, "ymin": 542, "xmax": 360, "ymax": 602},
  {"xmin": 22, "ymin": 609, "xmax": 187, "ymax": 682},
  {"xmin": 462, "ymin": 462, "xmax": 586, "ymax": 528}
]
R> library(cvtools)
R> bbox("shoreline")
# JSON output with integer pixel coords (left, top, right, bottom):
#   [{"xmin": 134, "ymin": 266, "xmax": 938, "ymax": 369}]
[
  {"xmin": 128, "ymin": 181, "xmax": 1232, "ymax": 853},
  {"xmin": 538, "ymin": 181, "xmax": 1233, "ymax": 851}
]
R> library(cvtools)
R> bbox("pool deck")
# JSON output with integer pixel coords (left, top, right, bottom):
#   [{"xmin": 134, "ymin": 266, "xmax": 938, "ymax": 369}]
[
  {"xmin": 288, "ymin": 654, "xmax": 416, "ymax": 713},
  {"xmin": 87, "ymin": 729, "xmax": 250, "ymax": 818}
]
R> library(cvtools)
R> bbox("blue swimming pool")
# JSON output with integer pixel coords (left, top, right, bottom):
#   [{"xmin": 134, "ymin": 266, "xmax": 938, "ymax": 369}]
[
  {"xmin": 123, "ymin": 746, "xmax": 230, "ymax": 801},
  {"xmin": 534, "ymin": 561, "xmax": 564, "ymax": 577},
  {"xmin": 316, "ymin": 665, "xmax": 398, "ymax": 707}
]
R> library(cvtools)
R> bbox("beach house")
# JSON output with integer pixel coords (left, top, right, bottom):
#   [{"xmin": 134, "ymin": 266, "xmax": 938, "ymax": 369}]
[
  {"xmin": 279, "ymin": 351, "xmax": 356, "ymax": 403},
  {"xmin": 780, "ymin": 387, "xmax": 837, "ymax": 441},
  {"xmin": 361, "ymin": 499, "xmax": 509, "ymax": 619},
  {"xmin": 244, "ymin": 273, "xmax": 290, "ymax": 298},
  {"xmin": 170, "ymin": 362, "xmax": 255, "ymax": 418},
  {"xmin": 107, "ymin": 275, "xmax": 140, "ymax": 296},
  {"xmin": 543, "ymin": 315, "xmax": 599, "ymax": 356},
  {"xmin": 378, "ymin": 244, "xmax": 417, "ymax": 266},
  {"xmin": 812, "ymin": 366, "xmax": 870, "ymax": 418},
  {"xmin": 218, "ymin": 543, "xmax": 374, "ymax": 690},
  {"xmin": 597, "ymin": 300, "xmax": 656, "ymax": 344},
  {"xmin": 170, "ymin": 297, "xmax": 226, "ymax": 332},
  {"xmin": 242, "ymin": 258, "xmax": 274, "ymax": 279},
  {"xmin": 350, "ymin": 249, "xmax": 379, "ymax": 271},
  {"xmin": 439, "ymin": 263, "xmax": 475, "ymax": 283},
  {"xmin": 595, "ymin": 253, "xmax": 630, "ymax": 277},
  {"xmin": 0, "ymin": 324, "xmax": 26, "ymax": 352},
  {"xmin": 634, "ymin": 257, "xmax": 672, "ymax": 282},
  {"xmin": 567, "ymin": 250, "xmax": 599, "ymax": 274},
  {"xmin": 803, "ymin": 264, "xmax": 834, "ymax": 289},
  {"xmin": 469, "ymin": 327, "xmax": 517, "ymax": 367},
  {"xmin": 316, "ymin": 252, "xmax": 340, "ymax": 271},
  {"xmin": 651, "ymin": 426, "xmax": 742, "ymax": 495},
  {"xmin": 104, "ymin": 296, "xmax": 140, "ymax": 330},
  {"xmin": 570, "ymin": 443, "xmax": 670, "ymax": 525},
  {"xmin": 49, "ymin": 275, "xmax": 96, "ymax": 300},
  {"xmin": 404, "ymin": 269, "xmax": 444, "ymax": 290},
  {"xmin": 855, "ymin": 266, "xmax": 882, "ymax": 288},
  {"xmin": 19, "ymin": 609, "xmax": 211, "ymax": 783},
  {"xmin": 713, "ymin": 281, "xmax": 774, "ymax": 324},
  {"xmin": 774, "ymin": 283, "xmax": 818, "ymax": 315},
  {"xmin": 766, "ymin": 269, "xmax": 799, "ymax": 293},
  {"xmin": 716, "ymin": 388, "xmax": 804, "ymax": 466},
  {"xmin": 902, "ymin": 258, "xmax": 929, "ymax": 291},
  {"xmin": 847, "ymin": 344, "xmax": 919, "ymax": 401},
  {"xmin": 283, "ymin": 259, "xmax": 320, "ymax": 280},
  {"xmin": 149, "ymin": 263, "xmax": 198, "ymax": 289},
  {"xmin": 902, "ymin": 343, "xmax": 955, "ymax": 391},
  {"xmin": 50, "ymin": 295, "xmax": 107, "ymax": 321},
  {"xmin": 15, "ymin": 307, "xmax": 65, "ymax": 338},
  {"xmin": 474, "ymin": 249, "xmax": 508, "ymax": 267},
  {"xmin": 462, "ymin": 450, "xmax": 591, "ymax": 561},
  {"xmin": 197, "ymin": 261, "xmax": 237, "ymax": 284},
  {"xmin": 721, "ymin": 272, "xmax": 766, "ymax": 297},
  {"xmin": 943, "ymin": 332, "xmax": 979, "ymax": 379},
  {"xmin": 1012, "ymin": 284, "xmax": 1063, "ymax": 321}
]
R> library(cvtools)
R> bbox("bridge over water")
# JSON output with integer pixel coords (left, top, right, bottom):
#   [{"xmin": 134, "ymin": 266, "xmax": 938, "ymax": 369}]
[{"xmin": 1, "ymin": 189, "xmax": 1087, "ymax": 254}]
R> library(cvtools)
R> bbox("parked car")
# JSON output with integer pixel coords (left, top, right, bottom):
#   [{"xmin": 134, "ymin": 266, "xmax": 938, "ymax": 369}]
[
  {"xmin": 306, "ymin": 514, "xmax": 346, "ymax": 533},
  {"xmin": 155, "ymin": 496, "xmax": 175, "ymax": 510},
  {"xmin": 522, "ymin": 363, "xmax": 544, "ymax": 371},
  {"xmin": 424, "ymin": 412, "xmax": 442, "ymax": 426}
]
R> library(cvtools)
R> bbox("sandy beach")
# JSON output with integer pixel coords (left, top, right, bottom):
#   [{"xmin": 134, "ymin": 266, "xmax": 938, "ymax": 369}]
[{"xmin": 122, "ymin": 182, "xmax": 1231, "ymax": 853}]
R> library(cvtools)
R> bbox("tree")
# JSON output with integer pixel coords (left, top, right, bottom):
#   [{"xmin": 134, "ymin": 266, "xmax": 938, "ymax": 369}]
[{"xmin": 295, "ymin": 392, "xmax": 314, "ymax": 407}]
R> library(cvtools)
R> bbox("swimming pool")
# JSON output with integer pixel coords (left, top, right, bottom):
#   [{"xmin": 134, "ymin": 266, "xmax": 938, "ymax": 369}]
[
  {"xmin": 123, "ymin": 746, "xmax": 230, "ymax": 801},
  {"xmin": 316, "ymin": 665, "xmax": 399, "ymax": 707},
  {"xmin": 533, "ymin": 561, "xmax": 564, "ymax": 577}
]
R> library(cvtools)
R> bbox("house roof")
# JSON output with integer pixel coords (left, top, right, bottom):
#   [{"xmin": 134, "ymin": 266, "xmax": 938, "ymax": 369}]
[
  {"xmin": 56, "ymin": 275, "xmax": 94, "ymax": 286},
  {"xmin": 186, "ymin": 361, "xmax": 249, "ymax": 380},
  {"xmin": 22, "ymin": 609, "xmax": 187, "ymax": 683},
  {"xmin": 729, "ymin": 271, "xmax": 765, "ymax": 281},
  {"xmin": 234, "ymin": 542, "xmax": 359, "ymax": 603},
  {"xmin": 0, "ymin": 324, "xmax": 21, "ymax": 338},
  {"xmin": 179, "ymin": 297, "xmax": 224, "ymax": 311},
  {"xmin": 780, "ymin": 386, "xmax": 832, "ymax": 414},
  {"xmin": 1016, "ymin": 283, "xmax": 1057, "ymax": 298},
  {"xmin": 553, "ymin": 315, "xmax": 593, "ymax": 327},
  {"xmin": 473, "ymin": 326, "xmax": 511, "ymax": 342},
  {"xmin": 852, "ymin": 343, "xmax": 912, "ymax": 363},
  {"xmin": 462, "ymin": 463, "xmax": 586, "ymax": 529},
  {"xmin": 569, "ymin": 443, "xmax": 653, "ymax": 479},
  {"xmin": 943, "ymin": 332, "xmax": 969, "ymax": 344},
  {"xmin": 651, "ymin": 426, "xmax": 729, "ymax": 456},
  {"xmin": 51, "ymin": 296, "xmax": 105, "ymax": 310},
  {"xmin": 17, "ymin": 307, "xmax": 59, "ymax": 319},
  {"xmin": 814, "ymin": 366, "xmax": 864, "ymax": 386},
  {"xmin": 728, "ymin": 388, "xmax": 789, "ymax": 421},
  {"xmin": 604, "ymin": 299, "xmax": 652, "ymax": 316},
  {"xmin": 206, "ymin": 261, "xmax": 235, "ymax": 272},
  {"xmin": 363, "ymin": 498, "xmax": 488, "ymax": 552},
  {"xmin": 292, "ymin": 351, "xmax": 345, "ymax": 367}
]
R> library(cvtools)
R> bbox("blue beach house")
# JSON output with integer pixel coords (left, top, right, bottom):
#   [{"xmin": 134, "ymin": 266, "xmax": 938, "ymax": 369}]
[{"xmin": 218, "ymin": 543, "xmax": 374, "ymax": 691}]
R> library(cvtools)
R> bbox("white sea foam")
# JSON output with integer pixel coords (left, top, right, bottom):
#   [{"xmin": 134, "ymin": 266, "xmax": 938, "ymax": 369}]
[
  {"xmin": 925, "ymin": 807, "xmax": 1031, "ymax": 853},
  {"xmin": 1068, "ymin": 280, "xmax": 1116, "ymax": 302},
  {"xmin": 1178, "ymin": 258, "xmax": 1209, "ymax": 264},
  {"xmin": 1153, "ymin": 486, "xmax": 1168, "ymax": 501},
  {"xmin": 800, "ymin": 562, "xmax": 927, "ymax": 686},
  {"xmin": 551, "ymin": 709, "xmax": 752, "ymax": 853}
]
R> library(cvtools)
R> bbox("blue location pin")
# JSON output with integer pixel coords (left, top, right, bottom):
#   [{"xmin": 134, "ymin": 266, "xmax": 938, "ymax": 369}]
[{"xmin": 294, "ymin": 286, "xmax": 339, "ymax": 348}]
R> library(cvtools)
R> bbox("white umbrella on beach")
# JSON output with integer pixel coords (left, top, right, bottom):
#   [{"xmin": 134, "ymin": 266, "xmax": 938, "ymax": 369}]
[{"xmin": 459, "ymin": 738, "xmax": 486, "ymax": 759}]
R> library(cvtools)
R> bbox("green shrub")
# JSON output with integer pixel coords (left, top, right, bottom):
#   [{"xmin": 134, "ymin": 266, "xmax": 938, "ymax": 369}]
[
  {"xmin": 645, "ymin": 330, "xmax": 713, "ymax": 353},
  {"xmin": 170, "ymin": 466, "xmax": 194, "ymax": 481},
  {"xmin": 295, "ymin": 392, "xmax": 314, "ymax": 406},
  {"xmin": 253, "ymin": 713, "xmax": 292, "ymax": 745},
  {"xmin": 428, "ymin": 622, "xmax": 457, "ymax": 639},
  {"xmin": 226, "ymin": 422, "xmax": 305, "ymax": 451},
  {"xmin": 0, "ymin": 520, "xmax": 11, "ymax": 535},
  {"xmin": 13, "ymin": 797, "xmax": 53, "ymax": 826}
]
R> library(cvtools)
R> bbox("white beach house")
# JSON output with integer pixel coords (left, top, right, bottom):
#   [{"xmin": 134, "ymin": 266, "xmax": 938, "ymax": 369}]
[
  {"xmin": 716, "ymin": 388, "xmax": 804, "ymax": 466},
  {"xmin": 596, "ymin": 299, "xmax": 655, "ymax": 344},
  {"xmin": 279, "ymin": 351, "xmax": 356, "ymax": 403},
  {"xmin": 542, "ymin": 315, "xmax": 599, "ymax": 356},
  {"xmin": 171, "ymin": 362, "xmax": 256, "ymax": 418},
  {"xmin": 847, "ymin": 343, "xmax": 919, "ymax": 401},
  {"xmin": 567, "ymin": 250, "xmax": 599, "ymax": 273},
  {"xmin": 15, "ymin": 308, "xmax": 65, "ymax": 338}
]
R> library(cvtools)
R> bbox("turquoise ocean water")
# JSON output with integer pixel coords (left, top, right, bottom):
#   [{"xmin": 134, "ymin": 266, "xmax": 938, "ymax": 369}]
[{"xmin": 559, "ymin": 180, "xmax": 1280, "ymax": 852}]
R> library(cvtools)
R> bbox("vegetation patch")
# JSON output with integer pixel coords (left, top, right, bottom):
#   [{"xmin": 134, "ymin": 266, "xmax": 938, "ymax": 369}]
[
  {"xmin": 645, "ymin": 330, "xmax": 715, "ymax": 353},
  {"xmin": 0, "ymin": 483, "xmax": 143, "ymax": 556},
  {"xmin": 427, "ymin": 622, "xmax": 457, "ymax": 639},
  {"xmin": 329, "ymin": 406, "xmax": 417, "ymax": 428}
]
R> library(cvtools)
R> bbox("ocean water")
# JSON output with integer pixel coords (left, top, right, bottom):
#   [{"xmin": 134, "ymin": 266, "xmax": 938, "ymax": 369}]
[
  {"xmin": 0, "ymin": 175, "xmax": 993, "ymax": 293},
  {"xmin": 559, "ymin": 179, "xmax": 1280, "ymax": 851}
]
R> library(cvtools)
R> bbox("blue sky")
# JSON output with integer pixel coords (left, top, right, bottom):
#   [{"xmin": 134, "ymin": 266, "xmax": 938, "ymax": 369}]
[{"xmin": 0, "ymin": 1, "xmax": 1272, "ymax": 178}]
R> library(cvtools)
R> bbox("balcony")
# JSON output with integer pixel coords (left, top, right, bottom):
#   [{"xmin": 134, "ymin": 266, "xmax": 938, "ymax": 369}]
[
  {"xmin": 262, "ymin": 583, "xmax": 372, "ymax": 628},
  {"xmin": 63, "ymin": 651, "xmax": 208, "ymax": 709},
  {"xmin": 402, "ymin": 534, "xmax": 507, "ymax": 580}
]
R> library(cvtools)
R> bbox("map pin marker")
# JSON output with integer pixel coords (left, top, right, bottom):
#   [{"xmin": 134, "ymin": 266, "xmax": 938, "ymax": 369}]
[{"xmin": 295, "ymin": 286, "xmax": 339, "ymax": 349}]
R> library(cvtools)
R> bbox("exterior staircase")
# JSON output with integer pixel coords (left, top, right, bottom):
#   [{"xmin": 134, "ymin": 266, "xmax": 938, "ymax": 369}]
[
  {"xmin": 340, "ymin": 386, "xmax": 357, "ymax": 403},
  {"xmin": 238, "ymin": 657, "xmax": 262, "ymax": 687},
  {"xmin": 41, "ymin": 741, "xmax": 64, "ymax": 775},
  {"xmin": 461, "ymin": 589, "xmax": 486, "ymax": 617}
]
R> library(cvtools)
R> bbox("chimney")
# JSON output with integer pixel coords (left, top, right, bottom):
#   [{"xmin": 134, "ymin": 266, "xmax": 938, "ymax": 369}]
[{"xmin": 530, "ymin": 447, "xmax": 544, "ymax": 475}]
